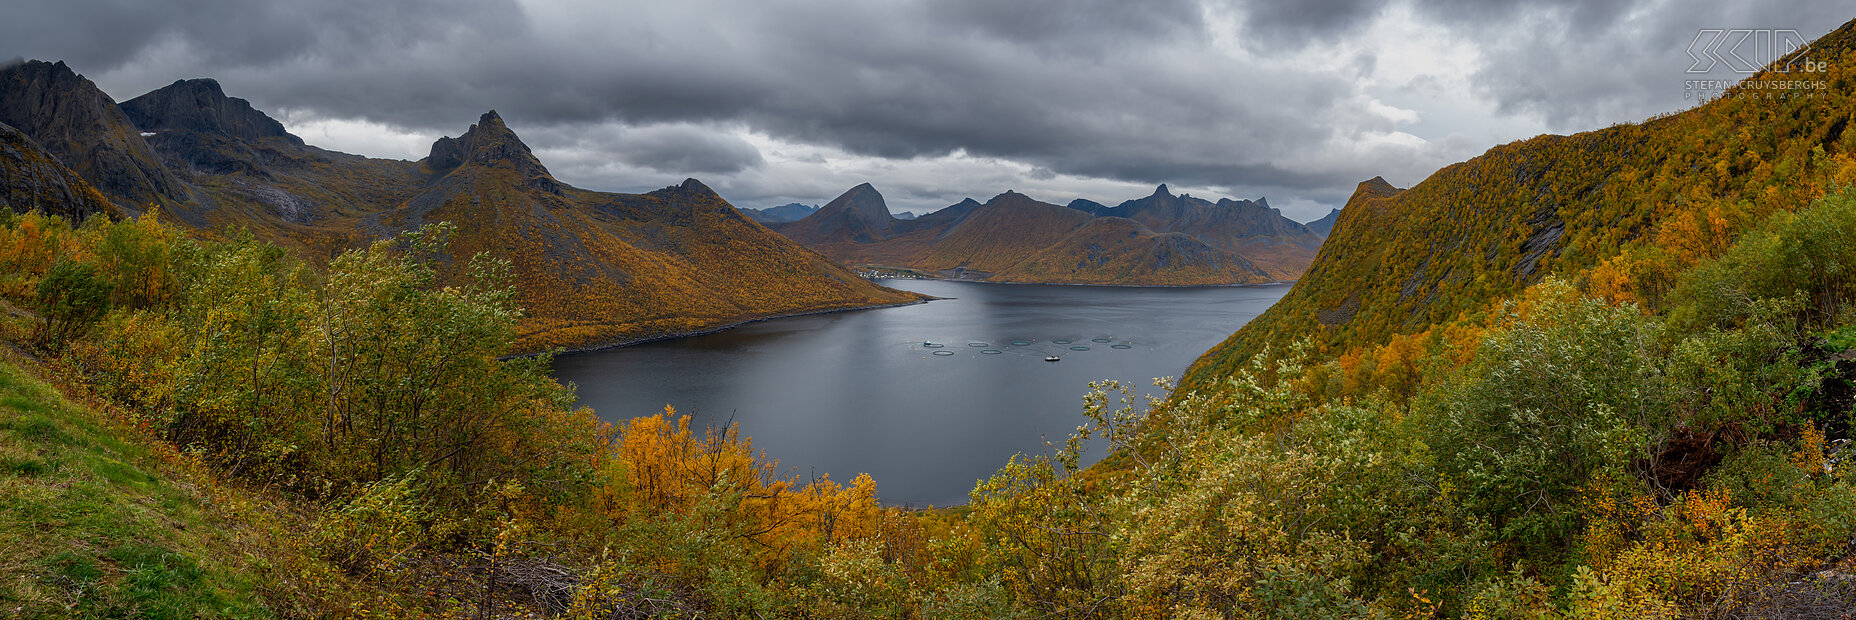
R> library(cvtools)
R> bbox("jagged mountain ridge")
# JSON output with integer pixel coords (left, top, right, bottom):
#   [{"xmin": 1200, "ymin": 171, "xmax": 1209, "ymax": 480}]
[
  {"xmin": 774, "ymin": 184, "xmax": 1279, "ymax": 284},
  {"xmin": 0, "ymin": 62, "xmax": 921, "ymax": 352},
  {"xmin": 120, "ymin": 79, "xmax": 301, "ymax": 145},
  {"xmin": 1095, "ymin": 184, "xmax": 1320, "ymax": 279},
  {"xmin": 776, "ymin": 183, "xmax": 1313, "ymax": 284},
  {"xmin": 0, "ymin": 60, "xmax": 189, "ymax": 212}
]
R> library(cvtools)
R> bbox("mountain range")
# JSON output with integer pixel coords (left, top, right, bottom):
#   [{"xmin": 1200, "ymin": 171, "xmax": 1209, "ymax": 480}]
[
  {"xmin": 1302, "ymin": 207, "xmax": 1341, "ymax": 238},
  {"xmin": 0, "ymin": 60, "xmax": 921, "ymax": 353},
  {"xmin": 738, "ymin": 202, "xmax": 820, "ymax": 223},
  {"xmin": 773, "ymin": 183, "xmax": 1322, "ymax": 285}
]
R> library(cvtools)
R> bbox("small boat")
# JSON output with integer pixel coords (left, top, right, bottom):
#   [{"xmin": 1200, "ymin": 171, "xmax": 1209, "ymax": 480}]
[{"xmin": 1044, "ymin": 355, "xmax": 1061, "ymax": 362}]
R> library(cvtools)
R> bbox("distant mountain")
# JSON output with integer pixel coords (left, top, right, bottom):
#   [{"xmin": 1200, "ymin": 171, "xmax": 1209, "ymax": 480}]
[
  {"xmin": 1303, "ymin": 208, "xmax": 1342, "ymax": 238},
  {"xmin": 774, "ymin": 185, "xmax": 1283, "ymax": 285},
  {"xmin": 1096, "ymin": 185, "xmax": 1321, "ymax": 281},
  {"xmin": 894, "ymin": 211, "xmax": 917, "ymax": 220},
  {"xmin": 738, "ymin": 202, "xmax": 819, "ymax": 223},
  {"xmin": 778, "ymin": 183, "xmax": 900, "ymax": 245},
  {"xmin": 0, "ymin": 121, "xmax": 117, "ymax": 221},
  {"xmin": 1065, "ymin": 198, "xmax": 1113, "ymax": 217},
  {"xmin": 1, "ymin": 63, "xmax": 921, "ymax": 352},
  {"xmin": 0, "ymin": 60, "xmax": 188, "ymax": 212}
]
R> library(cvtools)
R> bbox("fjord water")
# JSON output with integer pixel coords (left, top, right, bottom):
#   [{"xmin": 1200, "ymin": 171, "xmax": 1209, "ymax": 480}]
[{"xmin": 551, "ymin": 279, "xmax": 1289, "ymax": 506}]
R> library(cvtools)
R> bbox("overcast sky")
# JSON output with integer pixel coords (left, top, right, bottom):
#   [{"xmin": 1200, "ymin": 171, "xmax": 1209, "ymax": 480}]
[{"xmin": 4, "ymin": 0, "xmax": 1846, "ymax": 221}]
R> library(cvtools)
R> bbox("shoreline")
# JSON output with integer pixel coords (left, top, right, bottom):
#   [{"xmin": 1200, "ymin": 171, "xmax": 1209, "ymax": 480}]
[
  {"xmin": 520, "ymin": 276, "xmax": 1293, "ymax": 359},
  {"xmin": 532, "ymin": 297, "xmax": 937, "ymax": 358},
  {"xmin": 855, "ymin": 264, "xmax": 1299, "ymax": 289},
  {"xmin": 875, "ymin": 275, "xmax": 1299, "ymax": 290}
]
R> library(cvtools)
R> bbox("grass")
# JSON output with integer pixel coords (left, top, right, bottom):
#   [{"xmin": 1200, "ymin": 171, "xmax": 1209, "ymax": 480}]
[{"xmin": 0, "ymin": 355, "xmax": 274, "ymax": 618}]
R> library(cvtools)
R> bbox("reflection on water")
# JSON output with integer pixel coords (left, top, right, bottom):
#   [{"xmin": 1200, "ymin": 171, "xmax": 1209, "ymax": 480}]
[{"xmin": 550, "ymin": 279, "xmax": 1289, "ymax": 506}]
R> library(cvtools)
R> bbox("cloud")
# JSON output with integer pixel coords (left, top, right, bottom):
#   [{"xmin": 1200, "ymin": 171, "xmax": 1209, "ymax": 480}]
[
  {"xmin": 1446, "ymin": 0, "xmax": 1849, "ymax": 130},
  {"xmin": 527, "ymin": 123, "xmax": 765, "ymax": 176},
  {"xmin": 3, "ymin": 0, "xmax": 1846, "ymax": 222},
  {"xmin": 1236, "ymin": 0, "xmax": 1385, "ymax": 49}
]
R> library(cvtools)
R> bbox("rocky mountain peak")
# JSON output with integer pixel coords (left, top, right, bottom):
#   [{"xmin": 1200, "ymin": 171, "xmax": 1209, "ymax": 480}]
[
  {"xmin": 118, "ymin": 78, "xmax": 300, "ymax": 145},
  {"xmin": 826, "ymin": 183, "xmax": 892, "ymax": 223},
  {"xmin": 425, "ymin": 110, "xmax": 562, "ymax": 195},
  {"xmin": 0, "ymin": 59, "xmax": 187, "ymax": 208},
  {"xmin": 676, "ymin": 177, "xmax": 720, "ymax": 199}
]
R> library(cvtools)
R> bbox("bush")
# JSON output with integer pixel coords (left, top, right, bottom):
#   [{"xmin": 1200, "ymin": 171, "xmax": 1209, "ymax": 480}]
[
  {"xmin": 35, "ymin": 258, "xmax": 110, "ymax": 348},
  {"xmin": 1423, "ymin": 280, "xmax": 1658, "ymax": 567},
  {"xmin": 1670, "ymin": 186, "xmax": 1856, "ymax": 331}
]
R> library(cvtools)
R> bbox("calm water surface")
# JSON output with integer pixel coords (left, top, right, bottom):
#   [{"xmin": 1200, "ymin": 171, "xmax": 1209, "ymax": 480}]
[{"xmin": 550, "ymin": 279, "xmax": 1288, "ymax": 506}]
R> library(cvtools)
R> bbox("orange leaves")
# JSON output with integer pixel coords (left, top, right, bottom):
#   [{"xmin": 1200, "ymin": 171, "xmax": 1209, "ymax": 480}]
[
  {"xmin": 603, "ymin": 409, "xmax": 886, "ymax": 555},
  {"xmin": 1585, "ymin": 256, "xmax": 1639, "ymax": 305},
  {"xmin": 1793, "ymin": 426, "xmax": 1829, "ymax": 476}
]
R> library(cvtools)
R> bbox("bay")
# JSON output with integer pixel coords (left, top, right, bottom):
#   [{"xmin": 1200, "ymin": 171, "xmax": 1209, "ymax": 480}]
[{"xmin": 550, "ymin": 279, "xmax": 1289, "ymax": 507}]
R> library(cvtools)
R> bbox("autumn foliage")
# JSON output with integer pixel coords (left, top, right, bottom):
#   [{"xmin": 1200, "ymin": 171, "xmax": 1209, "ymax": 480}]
[
  {"xmin": 1189, "ymin": 22, "xmax": 1856, "ymax": 391},
  {"xmin": 8, "ymin": 17, "xmax": 1856, "ymax": 620}
]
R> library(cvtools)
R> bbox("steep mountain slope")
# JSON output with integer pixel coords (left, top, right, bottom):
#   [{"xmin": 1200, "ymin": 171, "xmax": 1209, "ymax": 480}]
[
  {"xmin": 386, "ymin": 112, "xmax": 922, "ymax": 350},
  {"xmin": 0, "ymin": 121, "xmax": 118, "ymax": 221},
  {"xmin": 2, "ymin": 66, "xmax": 920, "ymax": 353},
  {"xmin": 1184, "ymin": 22, "xmax": 1856, "ymax": 389},
  {"xmin": 0, "ymin": 60, "xmax": 188, "ymax": 212},
  {"xmin": 120, "ymin": 78, "xmax": 301, "ymax": 145},
  {"xmin": 777, "ymin": 182, "xmax": 898, "ymax": 245},
  {"xmin": 777, "ymin": 185, "xmax": 1285, "ymax": 285}
]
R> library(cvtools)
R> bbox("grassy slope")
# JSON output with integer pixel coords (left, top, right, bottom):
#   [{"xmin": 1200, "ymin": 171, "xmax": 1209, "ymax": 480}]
[{"xmin": 0, "ymin": 348, "xmax": 274, "ymax": 617}]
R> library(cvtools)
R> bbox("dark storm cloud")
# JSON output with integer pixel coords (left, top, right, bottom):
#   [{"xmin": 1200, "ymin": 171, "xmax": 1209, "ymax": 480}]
[
  {"xmin": 1231, "ymin": 0, "xmax": 1637, "ymax": 49},
  {"xmin": 1225, "ymin": 0, "xmax": 1847, "ymax": 130},
  {"xmin": 8, "ymin": 0, "xmax": 1368, "ymax": 193},
  {"xmin": 1, "ymin": 0, "xmax": 518, "ymax": 72},
  {"xmin": 1237, "ymin": 0, "xmax": 1384, "ymax": 48},
  {"xmin": 1452, "ymin": 0, "xmax": 1850, "ymax": 130},
  {"xmin": 3, "ymin": 0, "xmax": 1847, "ymax": 214},
  {"xmin": 926, "ymin": 0, "xmax": 1207, "ymax": 54}
]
